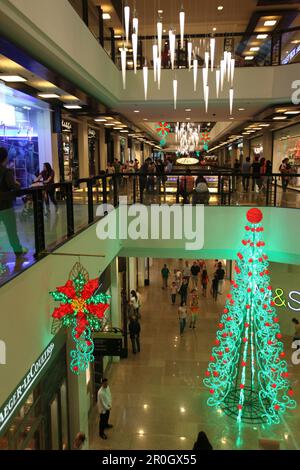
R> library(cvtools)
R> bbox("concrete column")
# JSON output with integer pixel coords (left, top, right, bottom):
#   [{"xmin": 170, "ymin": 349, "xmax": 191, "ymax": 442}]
[
  {"xmin": 263, "ymin": 130, "xmax": 273, "ymax": 162},
  {"xmin": 113, "ymin": 133, "xmax": 120, "ymax": 160},
  {"xmin": 129, "ymin": 257, "xmax": 137, "ymax": 292},
  {"xmin": 99, "ymin": 127, "xmax": 107, "ymax": 171},
  {"xmin": 243, "ymin": 139, "xmax": 250, "ymax": 160},
  {"xmin": 110, "ymin": 257, "xmax": 122, "ymax": 364},
  {"xmin": 78, "ymin": 120, "xmax": 89, "ymax": 178},
  {"xmin": 138, "ymin": 258, "xmax": 146, "ymax": 287},
  {"xmin": 51, "ymin": 134, "xmax": 59, "ymax": 183}
]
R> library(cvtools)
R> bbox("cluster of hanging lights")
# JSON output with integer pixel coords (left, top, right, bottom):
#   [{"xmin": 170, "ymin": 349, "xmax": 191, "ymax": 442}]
[
  {"xmin": 175, "ymin": 122, "xmax": 202, "ymax": 155},
  {"xmin": 121, "ymin": 3, "xmax": 235, "ymax": 115}
]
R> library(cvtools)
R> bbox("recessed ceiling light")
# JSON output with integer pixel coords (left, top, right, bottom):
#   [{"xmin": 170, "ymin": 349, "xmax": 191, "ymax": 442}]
[
  {"xmin": 38, "ymin": 93, "xmax": 59, "ymax": 98},
  {"xmin": 238, "ymin": 108, "xmax": 245, "ymax": 111},
  {"xmin": 276, "ymin": 108, "xmax": 288, "ymax": 113},
  {"xmin": 185, "ymin": 108, "xmax": 191, "ymax": 112},
  {"xmin": 134, "ymin": 110, "xmax": 140, "ymax": 113},
  {"xmin": 0, "ymin": 75, "xmax": 27, "ymax": 82},
  {"xmin": 245, "ymin": 56, "xmax": 254, "ymax": 61},
  {"xmin": 23, "ymin": 106, "xmax": 31, "ymax": 110},
  {"xmin": 213, "ymin": 27, "xmax": 217, "ymax": 32},
  {"xmin": 186, "ymin": 117, "xmax": 191, "ymax": 120},
  {"xmin": 284, "ymin": 110, "xmax": 300, "ymax": 115},
  {"xmin": 114, "ymin": 127, "xmax": 123, "ymax": 130},
  {"xmin": 120, "ymin": 130, "xmax": 129, "ymax": 133},
  {"xmin": 260, "ymin": 123, "xmax": 270, "ymax": 127},
  {"xmin": 64, "ymin": 104, "xmax": 82, "ymax": 109},
  {"xmin": 114, "ymin": 35, "xmax": 121, "ymax": 38},
  {"xmin": 143, "ymin": 118, "xmax": 148, "ymax": 121},
  {"xmin": 104, "ymin": 116, "xmax": 114, "ymax": 120},
  {"xmin": 291, "ymin": 40, "xmax": 300, "ymax": 44},
  {"xmin": 127, "ymin": 61, "xmax": 134, "ymax": 65},
  {"xmin": 250, "ymin": 47, "xmax": 259, "ymax": 52},
  {"xmin": 104, "ymin": 123, "xmax": 114, "ymax": 126},
  {"xmin": 158, "ymin": 9, "xmax": 163, "ymax": 14},
  {"xmin": 257, "ymin": 34, "xmax": 268, "ymax": 39},
  {"xmin": 217, "ymin": 5, "xmax": 223, "ymax": 11},
  {"xmin": 102, "ymin": 13, "xmax": 111, "ymax": 20},
  {"xmin": 94, "ymin": 118, "xmax": 107, "ymax": 122},
  {"xmin": 229, "ymin": 117, "xmax": 234, "ymax": 120},
  {"xmin": 264, "ymin": 20, "xmax": 277, "ymax": 27},
  {"xmin": 273, "ymin": 116, "xmax": 287, "ymax": 120}
]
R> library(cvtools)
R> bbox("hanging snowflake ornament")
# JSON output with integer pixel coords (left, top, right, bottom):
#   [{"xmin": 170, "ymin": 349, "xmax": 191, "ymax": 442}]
[
  {"xmin": 155, "ymin": 121, "xmax": 171, "ymax": 137},
  {"xmin": 50, "ymin": 263, "xmax": 110, "ymax": 375},
  {"xmin": 201, "ymin": 131, "xmax": 211, "ymax": 144}
]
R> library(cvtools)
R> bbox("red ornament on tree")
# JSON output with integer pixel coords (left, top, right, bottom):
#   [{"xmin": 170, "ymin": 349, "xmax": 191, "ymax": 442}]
[{"xmin": 246, "ymin": 208, "xmax": 263, "ymax": 224}]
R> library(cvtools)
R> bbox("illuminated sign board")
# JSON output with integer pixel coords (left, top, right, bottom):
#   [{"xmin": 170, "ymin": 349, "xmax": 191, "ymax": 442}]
[
  {"xmin": 273, "ymin": 288, "xmax": 300, "ymax": 312},
  {"xmin": 0, "ymin": 342, "xmax": 55, "ymax": 433}
]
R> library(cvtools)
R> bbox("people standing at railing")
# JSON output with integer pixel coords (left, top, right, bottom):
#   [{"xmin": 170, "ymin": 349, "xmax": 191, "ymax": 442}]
[
  {"xmin": 35, "ymin": 163, "xmax": 58, "ymax": 216},
  {"xmin": 279, "ymin": 158, "xmax": 291, "ymax": 192},
  {"xmin": 0, "ymin": 148, "xmax": 28, "ymax": 260},
  {"xmin": 241, "ymin": 157, "xmax": 251, "ymax": 192},
  {"xmin": 106, "ymin": 162, "xmax": 115, "ymax": 192},
  {"xmin": 251, "ymin": 156, "xmax": 262, "ymax": 192},
  {"xmin": 139, "ymin": 158, "xmax": 151, "ymax": 201},
  {"xmin": 192, "ymin": 175, "xmax": 210, "ymax": 204},
  {"xmin": 232, "ymin": 159, "xmax": 241, "ymax": 192},
  {"xmin": 146, "ymin": 160, "xmax": 156, "ymax": 192},
  {"xmin": 179, "ymin": 169, "xmax": 194, "ymax": 203}
]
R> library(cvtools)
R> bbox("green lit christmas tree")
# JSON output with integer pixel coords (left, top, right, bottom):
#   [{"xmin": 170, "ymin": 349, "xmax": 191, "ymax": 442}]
[{"xmin": 204, "ymin": 208, "xmax": 296, "ymax": 424}]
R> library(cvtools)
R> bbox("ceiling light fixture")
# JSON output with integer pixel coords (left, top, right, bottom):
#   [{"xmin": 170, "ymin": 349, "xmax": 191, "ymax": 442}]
[
  {"xmin": 217, "ymin": 5, "xmax": 224, "ymax": 11},
  {"xmin": 257, "ymin": 34, "xmax": 268, "ymax": 39},
  {"xmin": 63, "ymin": 105, "xmax": 82, "ymax": 109},
  {"xmin": 94, "ymin": 118, "xmax": 107, "ymax": 122},
  {"xmin": 239, "ymin": 108, "xmax": 245, "ymax": 111},
  {"xmin": 264, "ymin": 20, "xmax": 277, "ymax": 27},
  {"xmin": 250, "ymin": 47, "xmax": 259, "ymax": 52},
  {"xmin": 273, "ymin": 116, "xmax": 287, "ymax": 120},
  {"xmin": 185, "ymin": 108, "xmax": 191, "ymax": 112},
  {"xmin": 38, "ymin": 93, "xmax": 59, "ymax": 98},
  {"xmin": 284, "ymin": 110, "xmax": 300, "ymax": 115},
  {"xmin": 134, "ymin": 110, "xmax": 140, "ymax": 113},
  {"xmin": 180, "ymin": 8, "xmax": 185, "ymax": 49},
  {"xmin": 173, "ymin": 79, "xmax": 178, "ymax": 110},
  {"xmin": 0, "ymin": 75, "xmax": 27, "ymax": 82},
  {"xmin": 102, "ymin": 13, "xmax": 111, "ymax": 20},
  {"xmin": 124, "ymin": 5, "xmax": 130, "ymax": 43},
  {"xmin": 245, "ymin": 56, "xmax": 254, "ymax": 61}
]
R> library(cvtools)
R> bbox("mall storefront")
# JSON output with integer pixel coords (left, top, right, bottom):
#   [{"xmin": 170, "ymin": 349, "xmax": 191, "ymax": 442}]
[
  {"xmin": 0, "ymin": 330, "xmax": 70, "ymax": 450},
  {"xmin": 273, "ymin": 122, "xmax": 300, "ymax": 191},
  {"xmin": 0, "ymin": 84, "xmax": 52, "ymax": 188}
]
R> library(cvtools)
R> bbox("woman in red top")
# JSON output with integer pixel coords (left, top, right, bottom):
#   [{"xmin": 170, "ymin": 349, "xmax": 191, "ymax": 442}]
[{"xmin": 35, "ymin": 162, "xmax": 58, "ymax": 215}]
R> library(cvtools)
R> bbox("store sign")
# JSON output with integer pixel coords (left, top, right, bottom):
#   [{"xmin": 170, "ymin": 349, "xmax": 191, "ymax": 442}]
[
  {"xmin": 0, "ymin": 342, "xmax": 55, "ymax": 432},
  {"xmin": 282, "ymin": 45, "xmax": 300, "ymax": 65},
  {"xmin": 62, "ymin": 120, "xmax": 72, "ymax": 132},
  {"xmin": 224, "ymin": 37, "xmax": 234, "ymax": 53},
  {"xmin": 273, "ymin": 288, "xmax": 300, "ymax": 312},
  {"xmin": 253, "ymin": 145, "xmax": 263, "ymax": 155},
  {"xmin": 94, "ymin": 335, "xmax": 122, "ymax": 356}
]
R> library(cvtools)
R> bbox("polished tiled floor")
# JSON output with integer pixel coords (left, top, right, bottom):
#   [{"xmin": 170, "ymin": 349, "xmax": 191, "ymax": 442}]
[{"xmin": 89, "ymin": 259, "xmax": 300, "ymax": 451}]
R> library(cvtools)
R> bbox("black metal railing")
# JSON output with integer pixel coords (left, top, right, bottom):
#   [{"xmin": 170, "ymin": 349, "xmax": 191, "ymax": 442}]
[{"xmin": 0, "ymin": 170, "xmax": 299, "ymax": 287}]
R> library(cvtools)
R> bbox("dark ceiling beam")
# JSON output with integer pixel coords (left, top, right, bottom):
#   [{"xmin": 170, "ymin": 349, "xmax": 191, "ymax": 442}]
[
  {"xmin": 110, "ymin": 0, "xmax": 123, "ymax": 25},
  {"xmin": 257, "ymin": 1, "xmax": 300, "ymax": 5}
]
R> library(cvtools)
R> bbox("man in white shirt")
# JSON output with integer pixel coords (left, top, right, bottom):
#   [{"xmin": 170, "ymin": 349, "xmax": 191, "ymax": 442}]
[{"xmin": 97, "ymin": 378, "xmax": 112, "ymax": 440}]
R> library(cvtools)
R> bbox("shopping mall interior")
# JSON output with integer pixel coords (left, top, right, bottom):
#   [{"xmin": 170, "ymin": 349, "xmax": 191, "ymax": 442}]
[{"xmin": 1, "ymin": 0, "xmax": 300, "ymax": 455}]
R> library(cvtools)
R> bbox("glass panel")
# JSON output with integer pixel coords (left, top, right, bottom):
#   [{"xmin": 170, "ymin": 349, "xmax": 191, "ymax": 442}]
[
  {"xmin": 44, "ymin": 187, "xmax": 68, "ymax": 249},
  {"xmin": 73, "ymin": 184, "xmax": 88, "ymax": 232},
  {"xmin": 50, "ymin": 396, "xmax": 59, "ymax": 450},
  {"xmin": 281, "ymin": 31, "xmax": 300, "ymax": 65}
]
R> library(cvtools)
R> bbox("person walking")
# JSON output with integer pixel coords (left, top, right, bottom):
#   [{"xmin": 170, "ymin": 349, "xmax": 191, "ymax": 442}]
[
  {"xmin": 161, "ymin": 263, "xmax": 170, "ymax": 289},
  {"xmin": 215, "ymin": 262, "xmax": 225, "ymax": 295},
  {"xmin": 211, "ymin": 275, "xmax": 219, "ymax": 301},
  {"xmin": 190, "ymin": 261, "xmax": 200, "ymax": 289},
  {"xmin": 73, "ymin": 432, "xmax": 86, "ymax": 450},
  {"xmin": 279, "ymin": 158, "xmax": 291, "ymax": 192},
  {"xmin": 170, "ymin": 281, "xmax": 177, "ymax": 305},
  {"xmin": 232, "ymin": 158, "xmax": 241, "ymax": 192},
  {"xmin": 178, "ymin": 303, "xmax": 187, "ymax": 336},
  {"xmin": 35, "ymin": 162, "xmax": 58, "ymax": 215},
  {"xmin": 97, "ymin": 378, "xmax": 113, "ymax": 440},
  {"xmin": 201, "ymin": 269, "xmax": 209, "ymax": 297},
  {"xmin": 241, "ymin": 157, "xmax": 251, "ymax": 192},
  {"xmin": 0, "ymin": 148, "xmax": 28, "ymax": 260},
  {"xmin": 130, "ymin": 290, "xmax": 141, "ymax": 319},
  {"xmin": 129, "ymin": 315, "xmax": 141, "ymax": 354},
  {"xmin": 178, "ymin": 278, "xmax": 189, "ymax": 306},
  {"xmin": 183, "ymin": 260, "xmax": 190, "ymax": 285},
  {"xmin": 189, "ymin": 289, "xmax": 200, "ymax": 329},
  {"xmin": 251, "ymin": 156, "xmax": 262, "ymax": 192}
]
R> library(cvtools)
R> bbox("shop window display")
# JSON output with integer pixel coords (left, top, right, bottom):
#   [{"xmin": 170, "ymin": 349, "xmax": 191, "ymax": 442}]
[
  {"xmin": 0, "ymin": 85, "xmax": 52, "ymax": 188},
  {"xmin": 273, "ymin": 123, "xmax": 300, "ymax": 190}
]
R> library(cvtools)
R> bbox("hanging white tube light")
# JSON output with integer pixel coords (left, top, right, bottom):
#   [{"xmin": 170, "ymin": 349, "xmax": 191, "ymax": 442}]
[
  {"xmin": 202, "ymin": 66, "xmax": 208, "ymax": 96},
  {"xmin": 216, "ymin": 68, "xmax": 220, "ymax": 98},
  {"xmin": 210, "ymin": 37, "xmax": 215, "ymax": 71},
  {"xmin": 121, "ymin": 47, "xmax": 127, "ymax": 89},
  {"xmin": 229, "ymin": 87, "xmax": 234, "ymax": 115},
  {"xmin": 193, "ymin": 59, "xmax": 198, "ymax": 91},
  {"xmin": 153, "ymin": 44, "xmax": 158, "ymax": 82},
  {"xmin": 157, "ymin": 56, "xmax": 161, "ymax": 90},
  {"xmin": 180, "ymin": 9, "xmax": 185, "ymax": 49},
  {"xmin": 220, "ymin": 59, "xmax": 226, "ymax": 91},
  {"xmin": 132, "ymin": 32, "xmax": 138, "ymax": 73},
  {"xmin": 133, "ymin": 16, "xmax": 138, "ymax": 36},
  {"xmin": 230, "ymin": 58, "xmax": 235, "ymax": 86},
  {"xmin": 205, "ymin": 51, "xmax": 210, "ymax": 70},
  {"xmin": 204, "ymin": 84, "xmax": 209, "ymax": 113},
  {"xmin": 173, "ymin": 79, "xmax": 178, "ymax": 110},
  {"xmin": 188, "ymin": 41, "xmax": 192, "ymax": 69},
  {"xmin": 227, "ymin": 51, "xmax": 232, "ymax": 81},
  {"xmin": 169, "ymin": 30, "xmax": 176, "ymax": 70},
  {"xmin": 143, "ymin": 65, "xmax": 148, "ymax": 100},
  {"xmin": 157, "ymin": 21, "xmax": 163, "ymax": 57},
  {"xmin": 124, "ymin": 5, "xmax": 130, "ymax": 43}
]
